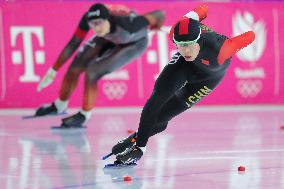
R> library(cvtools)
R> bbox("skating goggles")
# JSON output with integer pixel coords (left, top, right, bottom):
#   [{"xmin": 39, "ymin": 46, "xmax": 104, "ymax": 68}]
[
  {"xmin": 173, "ymin": 28, "xmax": 201, "ymax": 45},
  {"xmin": 88, "ymin": 19, "xmax": 105, "ymax": 27}
]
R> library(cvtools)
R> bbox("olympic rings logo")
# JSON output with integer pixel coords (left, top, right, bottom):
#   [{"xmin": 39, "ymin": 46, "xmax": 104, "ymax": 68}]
[
  {"xmin": 237, "ymin": 80, "xmax": 262, "ymax": 98},
  {"xmin": 102, "ymin": 82, "xmax": 127, "ymax": 100}
]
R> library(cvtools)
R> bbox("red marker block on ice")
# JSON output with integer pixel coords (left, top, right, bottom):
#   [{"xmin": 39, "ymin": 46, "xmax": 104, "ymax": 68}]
[
  {"xmin": 123, "ymin": 176, "xmax": 132, "ymax": 182},
  {"xmin": 238, "ymin": 166, "xmax": 246, "ymax": 172},
  {"xmin": 280, "ymin": 125, "xmax": 284, "ymax": 130},
  {"xmin": 127, "ymin": 129, "xmax": 134, "ymax": 134}
]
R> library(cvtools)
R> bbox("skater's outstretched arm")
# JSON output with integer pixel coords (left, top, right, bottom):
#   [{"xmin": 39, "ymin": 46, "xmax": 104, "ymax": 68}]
[
  {"xmin": 52, "ymin": 13, "xmax": 90, "ymax": 71},
  {"xmin": 37, "ymin": 13, "xmax": 89, "ymax": 92},
  {"xmin": 51, "ymin": 35, "xmax": 83, "ymax": 71}
]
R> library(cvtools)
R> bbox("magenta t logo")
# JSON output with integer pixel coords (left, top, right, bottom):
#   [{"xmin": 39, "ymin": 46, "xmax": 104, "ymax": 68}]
[{"xmin": 10, "ymin": 26, "xmax": 45, "ymax": 82}]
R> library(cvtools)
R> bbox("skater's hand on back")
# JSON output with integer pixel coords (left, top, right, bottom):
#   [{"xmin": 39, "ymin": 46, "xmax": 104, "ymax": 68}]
[
  {"xmin": 143, "ymin": 10, "xmax": 165, "ymax": 30},
  {"xmin": 37, "ymin": 68, "xmax": 57, "ymax": 92}
]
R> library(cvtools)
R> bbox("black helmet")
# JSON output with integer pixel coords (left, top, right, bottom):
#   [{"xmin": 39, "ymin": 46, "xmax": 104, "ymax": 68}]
[
  {"xmin": 172, "ymin": 18, "xmax": 201, "ymax": 44},
  {"xmin": 87, "ymin": 3, "xmax": 110, "ymax": 21}
]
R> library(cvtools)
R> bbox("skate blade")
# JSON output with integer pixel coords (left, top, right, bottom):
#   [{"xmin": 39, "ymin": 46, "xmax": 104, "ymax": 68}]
[
  {"xmin": 102, "ymin": 152, "xmax": 113, "ymax": 160},
  {"xmin": 22, "ymin": 112, "xmax": 67, "ymax": 119},
  {"xmin": 104, "ymin": 162, "xmax": 137, "ymax": 169},
  {"xmin": 51, "ymin": 125, "xmax": 87, "ymax": 130}
]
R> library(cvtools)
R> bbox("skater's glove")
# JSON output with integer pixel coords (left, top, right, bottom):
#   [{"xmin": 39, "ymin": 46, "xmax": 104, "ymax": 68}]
[{"xmin": 37, "ymin": 68, "xmax": 57, "ymax": 92}]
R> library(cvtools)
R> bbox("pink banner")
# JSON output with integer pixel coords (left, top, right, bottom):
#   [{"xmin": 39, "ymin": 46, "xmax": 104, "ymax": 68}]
[{"xmin": 0, "ymin": 1, "xmax": 283, "ymax": 108}]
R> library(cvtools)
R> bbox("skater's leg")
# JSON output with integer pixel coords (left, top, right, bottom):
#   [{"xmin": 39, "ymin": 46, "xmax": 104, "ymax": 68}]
[
  {"xmin": 137, "ymin": 73, "xmax": 226, "ymax": 147},
  {"xmin": 115, "ymin": 74, "xmax": 226, "ymax": 164},
  {"xmin": 82, "ymin": 75, "xmax": 98, "ymax": 111},
  {"xmin": 61, "ymin": 37, "xmax": 148, "ymax": 127},
  {"xmin": 58, "ymin": 67, "xmax": 83, "ymax": 101},
  {"xmin": 112, "ymin": 62, "xmax": 189, "ymax": 155},
  {"xmin": 63, "ymin": 38, "xmax": 147, "ymax": 126},
  {"xmin": 59, "ymin": 36, "xmax": 109, "ymax": 101},
  {"xmin": 110, "ymin": 122, "xmax": 168, "ymax": 157},
  {"xmin": 36, "ymin": 56, "xmax": 84, "ymax": 116},
  {"xmin": 135, "ymin": 61, "xmax": 190, "ymax": 147},
  {"xmin": 62, "ymin": 37, "xmax": 148, "ymax": 128},
  {"xmin": 136, "ymin": 95, "xmax": 185, "ymax": 147},
  {"xmin": 149, "ymin": 122, "xmax": 168, "ymax": 136},
  {"xmin": 35, "ymin": 36, "xmax": 107, "ymax": 116},
  {"xmin": 60, "ymin": 44, "xmax": 117, "ymax": 127},
  {"xmin": 112, "ymin": 62, "xmax": 189, "ymax": 161},
  {"xmin": 111, "ymin": 61, "xmax": 189, "ymax": 158},
  {"xmin": 86, "ymin": 37, "xmax": 148, "ymax": 84}
]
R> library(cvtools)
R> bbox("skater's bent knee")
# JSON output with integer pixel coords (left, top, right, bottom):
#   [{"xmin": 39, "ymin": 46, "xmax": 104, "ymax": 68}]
[
  {"xmin": 86, "ymin": 71, "xmax": 100, "ymax": 85},
  {"xmin": 66, "ymin": 66, "xmax": 84, "ymax": 76}
]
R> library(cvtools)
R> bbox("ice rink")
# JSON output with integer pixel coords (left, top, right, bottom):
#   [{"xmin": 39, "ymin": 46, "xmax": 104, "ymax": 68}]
[{"xmin": 1, "ymin": 106, "xmax": 284, "ymax": 189}]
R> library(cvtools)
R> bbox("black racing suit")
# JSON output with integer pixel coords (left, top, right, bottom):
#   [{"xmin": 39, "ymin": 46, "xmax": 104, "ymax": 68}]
[
  {"xmin": 71, "ymin": 12, "xmax": 149, "ymax": 83},
  {"xmin": 136, "ymin": 27, "xmax": 231, "ymax": 147}
]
